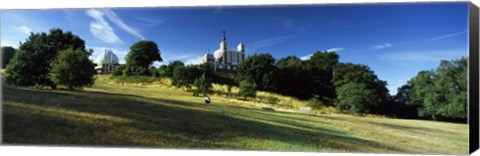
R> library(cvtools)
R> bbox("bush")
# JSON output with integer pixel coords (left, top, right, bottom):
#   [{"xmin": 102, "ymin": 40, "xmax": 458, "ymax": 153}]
[
  {"xmin": 112, "ymin": 65, "xmax": 126, "ymax": 76},
  {"xmin": 122, "ymin": 67, "xmax": 132, "ymax": 76},
  {"xmin": 308, "ymin": 98, "xmax": 325, "ymax": 109},
  {"xmin": 267, "ymin": 96, "xmax": 279, "ymax": 105}
]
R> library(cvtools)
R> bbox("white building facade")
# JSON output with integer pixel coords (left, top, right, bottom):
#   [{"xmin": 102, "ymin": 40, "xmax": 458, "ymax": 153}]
[
  {"xmin": 203, "ymin": 32, "xmax": 245, "ymax": 73},
  {"xmin": 94, "ymin": 49, "xmax": 119, "ymax": 74}
]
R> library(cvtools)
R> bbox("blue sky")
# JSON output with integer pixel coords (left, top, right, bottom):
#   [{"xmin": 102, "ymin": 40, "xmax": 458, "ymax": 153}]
[{"xmin": 1, "ymin": 2, "xmax": 469, "ymax": 95}]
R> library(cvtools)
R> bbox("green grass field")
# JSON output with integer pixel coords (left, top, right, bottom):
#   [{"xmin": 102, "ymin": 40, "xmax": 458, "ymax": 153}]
[{"xmin": 2, "ymin": 75, "xmax": 469, "ymax": 154}]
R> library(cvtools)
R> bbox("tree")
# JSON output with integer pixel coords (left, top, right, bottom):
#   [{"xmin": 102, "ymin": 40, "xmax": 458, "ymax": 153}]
[
  {"xmin": 158, "ymin": 65, "xmax": 168, "ymax": 77},
  {"xmin": 194, "ymin": 73, "xmax": 212, "ymax": 96},
  {"xmin": 166, "ymin": 60, "xmax": 185, "ymax": 78},
  {"xmin": 332, "ymin": 63, "xmax": 389, "ymax": 114},
  {"xmin": 112, "ymin": 65, "xmax": 126, "ymax": 76},
  {"xmin": 237, "ymin": 53, "xmax": 277, "ymax": 91},
  {"xmin": 125, "ymin": 40, "xmax": 162, "ymax": 70},
  {"xmin": 238, "ymin": 79, "xmax": 256, "ymax": 100},
  {"xmin": 5, "ymin": 28, "xmax": 87, "ymax": 88},
  {"xmin": 171, "ymin": 65, "xmax": 203, "ymax": 90},
  {"xmin": 306, "ymin": 51, "xmax": 339, "ymax": 101},
  {"xmin": 275, "ymin": 56, "xmax": 314, "ymax": 100},
  {"xmin": 1, "ymin": 46, "xmax": 16, "ymax": 68},
  {"xmin": 49, "ymin": 48, "xmax": 95, "ymax": 90},
  {"xmin": 408, "ymin": 58, "xmax": 467, "ymax": 121}
]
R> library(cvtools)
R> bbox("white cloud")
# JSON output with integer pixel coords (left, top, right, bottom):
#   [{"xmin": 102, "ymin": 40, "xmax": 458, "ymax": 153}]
[
  {"xmin": 86, "ymin": 9, "xmax": 145, "ymax": 45},
  {"xmin": 102, "ymin": 9, "xmax": 145, "ymax": 40},
  {"xmin": 372, "ymin": 43, "xmax": 393, "ymax": 50},
  {"xmin": 251, "ymin": 36, "xmax": 289, "ymax": 49},
  {"xmin": 326, "ymin": 47, "xmax": 344, "ymax": 52},
  {"xmin": 424, "ymin": 30, "xmax": 467, "ymax": 42},
  {"xmin": 12, "ymin": 25, "xmax": 32, "ymax": 35},
  {"xmin": 381, "ymin": 50, "xmax": 467, "ymax": 63},
  {"xmin": 300, "ymin": 47, "xmax": 344, "ymax": 60},
  {"xmin": 86, "ymin": 9, "xmax": 122, "ymax": 44},
  {"xmin": 300, "ymin": 53, "xmax": 313, "ymax": 61}
]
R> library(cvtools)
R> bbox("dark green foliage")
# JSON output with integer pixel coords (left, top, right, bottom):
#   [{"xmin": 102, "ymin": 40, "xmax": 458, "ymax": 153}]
[
  {"xmin": 212, "ymin": 72, "xmax": 237, "ymax": 86},
  {"xmin": 308, "ymin": 97, "xmax": 325, "ymax": 109},
  {"xmin": 1, "ymin": 46, "xmax": 16, "ymax": 68},
  {"xmin": 307, "ymin": 51, "xmax": 339, "ymax": 101},
  {"xmin": 407, "ymin": 58, "xmax": 467, "ymax": 121},
  {"xmin": 332, "ymin": 63, "xmax": 389, "ymax": 114},
  {"xmin": 275, "ymin": 56, "xmax": 314, "ymax": 100},
  {"xmin": 149, "ymin": 66, "xmax": 160, "ymax": 77},
  {"xmin": 237, "ymin": 53, "xmax": 277, "ymax": 91},
  {"xmin": 158, "ymin": 65, "xmax": 168, "ymax": 77},
  {"xmin": 267, "ymin": 96, "xmax": 279, "ymax": 105},
  {"xmin": 171, "ymin": 65, "xmax": 203, "ymax": 90},
  {"xmin": 122, "ymin": 67, "xmax": 132, "ymax": 76},
  {"xmin": 112, "ymin": 65, "xmax": 126, "ymax": 76},
  {"xmin": 238, "ymin": 79, "xmax": 256, "ymax": 100},
  {"xmin": 388, "ymin": 84, "xmax": 421, "ymax": 119},
  {"xmin": 194, "ymin": 73, "xmax": 212, "ymax": 96},
  {"xmin": 5, "ymin": 28, "xmax": 86, "ymax": 88},
  {"xmin": 166, "ymin": 60, "xmax": 185, "ymax": 78},
  {"xmin": 125, "ymin": 40, "xmax": 162, "ymax": 69},
  {"xmin": 139, "ymin": 67, "xmax": 151, "ymax": 76},
  {"xmin": 49, "ymin": 48, "xmax": 95, "ymax": 90}
]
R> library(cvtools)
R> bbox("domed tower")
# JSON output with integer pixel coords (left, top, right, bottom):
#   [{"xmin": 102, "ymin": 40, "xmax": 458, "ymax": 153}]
[
  {"xmin": 212, "ymin": 30, "xmax": 246, "ymax": 73},
  {"xmin": 202, "ymin": 50, "xmax": 215, "ymax": 69},
  {"xmin": 237, "ymin": 43, "xmax": 245, "ymax": 52},
  {"xmin": 94, "ymin": 49, "xmax": 119, "ymax": 74}
]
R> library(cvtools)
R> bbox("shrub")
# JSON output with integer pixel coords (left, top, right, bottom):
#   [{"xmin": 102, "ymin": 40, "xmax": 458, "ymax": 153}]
[
  {"xmin": 267, "ymin": 96, "xmax": 279, "ymax": 105},
  {"xmin": 308, "ymin": 97, "xmax": 325, "ymax": 109}
]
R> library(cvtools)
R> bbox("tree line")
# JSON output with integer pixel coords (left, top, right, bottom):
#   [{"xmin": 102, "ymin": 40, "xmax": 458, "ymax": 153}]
[{"xmin": 1, "ymin": 28, "xmax": 467, "ymax": 122}]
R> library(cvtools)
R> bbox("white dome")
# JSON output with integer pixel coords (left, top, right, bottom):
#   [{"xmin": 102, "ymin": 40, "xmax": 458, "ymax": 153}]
[
  {"xmin": 95, "ymin": 49, "xmax": 119, "ymax": 65},
  {"xmin": 237, "ymin": 43, "xmax": 245, "ymax": 52},
  {"xmin": 214, "ymin": 49, "xmax": 223, "ymax": 59}
]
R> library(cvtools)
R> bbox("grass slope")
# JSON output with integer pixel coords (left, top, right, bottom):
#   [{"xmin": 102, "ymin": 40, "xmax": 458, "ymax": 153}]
[{"xmin": 2, "ymin": 76, "xmax": 469, "ymax": 154}]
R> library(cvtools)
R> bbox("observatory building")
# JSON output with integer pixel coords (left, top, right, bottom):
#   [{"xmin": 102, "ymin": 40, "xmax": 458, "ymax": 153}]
[
  {"xmin": 94, "ymin": 49, "xmax": 119, "ymax": 74},
  {"xmin": 203, "ymin": 31, "xmax": 245, "ymax": 73}
]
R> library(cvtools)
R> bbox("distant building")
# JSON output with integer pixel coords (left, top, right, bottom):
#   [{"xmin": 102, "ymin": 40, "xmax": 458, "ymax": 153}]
[
  {"xmin": 94, "ymin": 49, "xmax": 119, "ymax": 74},
  {"xmin": 203, "ymin": 31, "xmax": 245, "ymax": 73}
]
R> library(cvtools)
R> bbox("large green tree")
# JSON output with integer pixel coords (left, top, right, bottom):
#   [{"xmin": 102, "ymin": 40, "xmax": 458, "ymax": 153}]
[
  {"xmin": 1, "ymin": 46, "xmax": 16, "ymax": 68},
  {"xmin": 275, "ymin": 56, "xmax": 314, "ymax": 99},
  {"xmin": 332, "ymin": 63, "xmax": 389, "ymax": 114},
  {"xmin": 125, "ymin": 40, "xmax": 162, "ymax": 69},
  {"xmin": 49, "ymin": 48, "xmax": 95, "ymax": 90},
  {"xmin": 166, "ymin": 60, "xmax": 185, "ymax": 78},
  {"xmin": 237, "ymin": 53, "xmax": 277, "ymax": 91},
  {"xmin": 5, "ymin": 28, "xmax": 86, "ymax": 88},
  {"xmin": 306, "ymin": 51, "xmax": 339, "ymax": 101},
  {"xmin": 408, "ymin": 58, "xmax": 467, "ymax": 120}
]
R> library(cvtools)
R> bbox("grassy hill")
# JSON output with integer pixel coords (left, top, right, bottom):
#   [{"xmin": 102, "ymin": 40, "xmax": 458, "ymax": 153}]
[{"xmin": 2, "ymin": 75, "xmax": 469, "ymax": 154}]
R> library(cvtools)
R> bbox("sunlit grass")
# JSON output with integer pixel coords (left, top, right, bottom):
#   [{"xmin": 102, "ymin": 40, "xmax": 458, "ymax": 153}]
[{"xmin": 2, "ymin": 75, "xmax": 469, "ymax": 154}]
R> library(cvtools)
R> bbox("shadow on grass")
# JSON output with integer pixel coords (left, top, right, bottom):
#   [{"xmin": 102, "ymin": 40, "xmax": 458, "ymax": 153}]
[{"xmin": 3, "ymin": 85, "xmax": 408, "ymax": 153}]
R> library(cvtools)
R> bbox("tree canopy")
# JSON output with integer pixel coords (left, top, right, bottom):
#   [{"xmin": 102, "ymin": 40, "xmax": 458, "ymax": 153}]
[
  {"xmin": 50, "ymin": 48, "xmax": 96, "ymax": 90},
  {"xmin": 1, "ymin": 46, "xmax": 16, "ymax": 68},
  {"xmin": 237, "ymin": 53, "xmax": 277, "ymax": 91},
  {"xmin": 332, "ymin": 63, "xmax": 389, "ymax": 114},
  {"xmin": 5, "ymin": 28, "xmax": 87, "ymax": 88},
  {"xmin": 125, "ymin": 40, "xmax": 162, "ymax": 69},
  {"xmin": 407, "ymin": 57, "xmax": 467, "ymax": 120}
]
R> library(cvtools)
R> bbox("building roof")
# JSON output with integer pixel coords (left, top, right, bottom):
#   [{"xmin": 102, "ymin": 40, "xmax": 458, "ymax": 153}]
[{"xmin": 94, "ymin": 49, "xmax": 119, "ymax": 65}]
